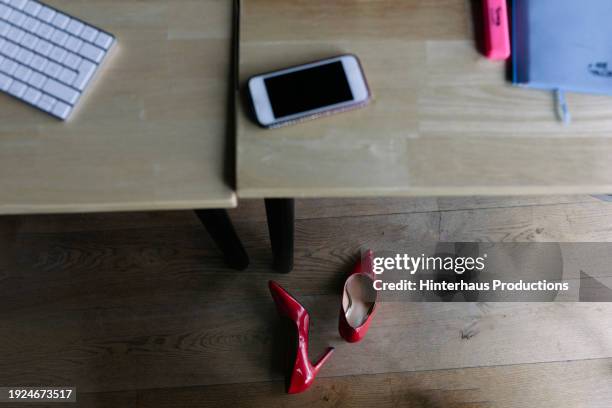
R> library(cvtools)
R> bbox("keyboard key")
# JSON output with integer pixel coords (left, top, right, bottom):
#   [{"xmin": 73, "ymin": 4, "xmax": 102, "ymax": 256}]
[
  {"xmin": 43, "ymin": 60, "xmax": 60, "ymax": 77},
  {"xmin": 34, "ymin": 39, "xmax": 52, "ymax": 55},
  {"xmin": 58, "ymin": 67, "xmax": 75, "ymax": 84},
  {"xmin": 42, "ymin": 78, "xmax": 78, "ymax": 104},
  {"xmin": 80, "ymin": 25, "xmax": 98, "ymax": 42},
  {"xmin": 0, "ymin": 3, "xmax": 10, "ymax": 18},
  {"xmin": 6, "ymin": 27, "xmax": 25, "ymax": 43},
  {"xmin": 7, "ymin": 26, "xmax": 25, "ymax": 43},
  {"xmin": 63, "ymin": 52, "xmax": 81, "ymax": 69},
  {"xmin": 49, "ymin": 45, "xmax": 66, "ymax": 62},
  {"xmin": 23, "ymin": 86, "xmax": 41, "ymax": 104},
  {"xmin": 73, "ymin": 58, "xmax": 95, "ymax": 90},
  {"xmin": 79, "ymin": 42, "xmax": 104, "ymax": 62},
  {"xmin": 0, "ymin": 57, "xmax": 17, "ymax": 74},
  {"xmin": 3, "ymin": 41, "xmax": 19, "ymax": 57},
  {"xmin": 94, "ymin": 32, "xmax": 113, "ymax": 50},
  {"xmin": 13, "ymin": 64, "xmax": 31, "ymax": 79},
  {"xmin": 9, "ymin": 0, "xmax": 27, "ymax": 10},
  {"xmin": 37, "ymin": 5, "xmax": 54, "ymax": 22},
  {"xmin": 20, "ymin": 32, "xmax": 38, "ymax": 49},
  {"xmin": 64, "ymin": 35, "xmax": 82, "ymax": 52},
  {"xmin": 51, "ymin": 100, "xmax": 70, "ymax": 118},
  {"xmin": 51, "ymin": 12, "xmax": 69, "ymax": 29},
  {"xmin": 22, "ymin": 16, "xmax": 40, "ymax": 32},
  {"xmin": 35, "ymin": 22, "xmax": 53, "ymax": 38},
  {"xmin": 50, "ymin": 29, "xmax": 68, "ymax": 46},
  {"xmin": 29, "ymin": 54, "xmax": 46, "ymax": 70},
  {"xmin": 7, "ymin": 9, "xmax": 26, "ymax": 25},
  {"xmin": 27, "ymin": 70, "xmax": 45, "ymax": 87},
  {"xmin": 0, "ymin": 20, "xmax": 9, "ymax": 36},
  {"xmin": 0, "ymin": 72, "xmax": 12, "ymax": 90},
  {"xmin": 15, "ymin": 47, "xmax": 33, "ymax": 64},
  {"xmin": 36, "ymin": 93, "xmax": 56, "ymax": 111},
  {"xmin": 23, "ymin": 1, "xmax": 42, "ymax": 16},
  {"xmin": 7, "ymin": 80, "xmax": 26, "ymax": 97},
  {"xmin": 14, "ymin": 64, "xmax": 31, "ymax": 80},
  {"xmin": 66, "ymin": 19, "xmax": 83, "ymax": 36}
]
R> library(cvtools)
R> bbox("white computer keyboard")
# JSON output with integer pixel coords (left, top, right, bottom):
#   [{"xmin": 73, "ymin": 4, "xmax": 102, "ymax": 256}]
[{"xmin": 0, "ymin": 0, "xmax": 114, "ymax": 119}]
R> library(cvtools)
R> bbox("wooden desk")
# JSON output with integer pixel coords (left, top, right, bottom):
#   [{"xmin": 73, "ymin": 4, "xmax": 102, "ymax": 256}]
[
  {"xmin": 237, "ymin": 0, "xmax": 612, "ymax": 198},
  {"xmin": 237, "ymin": 0, "xmax": 612, "ymax": 273},
  {"xmin": 0, "ymin": 1, "xmax": 248, "ymax": 270},
  {"xmin": 0, "ymin": 0, "xmax": 236, "ymax": 214}
]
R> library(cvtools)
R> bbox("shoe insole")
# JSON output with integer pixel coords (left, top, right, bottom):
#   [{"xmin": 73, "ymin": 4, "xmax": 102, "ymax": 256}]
[{"xmin": 342, "ymin": 274, "xmax": 376, "ymax": 328}]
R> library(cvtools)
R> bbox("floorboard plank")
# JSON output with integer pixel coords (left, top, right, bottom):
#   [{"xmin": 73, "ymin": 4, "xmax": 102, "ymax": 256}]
[
  {"xmin": 7, "ymin": 195, "xmax": 595, "ymax": 234},
  {"xmin": 0, "ymin": 211, "xmax": 438, "ymax": 312},
  {"xmin": 437, "ymin": 195, "xmax": 598, "ymax": 212},
  {"xmin": 230, "ymin": 198, "xmax": 440, "ymax": 223},
  {"xmin": 230, "ymin": 196, "xmax": 598, "ymax": 224},
  {"xmin": 1, "ymin": 295, "xmax": 610, "ymax": 392},
  {"xmin": 76, "ymin": 358, "xmax": 612, "ymax": 408},
  {"xmin": 441, "ymin": 201, "xmax": 612, "ymax": 242}
]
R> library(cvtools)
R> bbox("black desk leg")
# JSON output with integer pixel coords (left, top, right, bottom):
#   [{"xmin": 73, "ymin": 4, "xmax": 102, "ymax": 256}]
[
  {"xmin": 195, "ymin": 209, "xmax": 249, "ymax": 271},
  {"xmin": 265, "ymin": 199, "xmax": 295, "ymax": 274}
]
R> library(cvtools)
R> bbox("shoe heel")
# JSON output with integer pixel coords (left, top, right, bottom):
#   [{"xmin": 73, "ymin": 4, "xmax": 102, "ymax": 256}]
[
  {"xmin": 313, "ymin": 347, "xmax": 334, "ymax": 375},
  {"xmin": 269, "ymin": 281, "xmax": 333, "ymax": 394}
]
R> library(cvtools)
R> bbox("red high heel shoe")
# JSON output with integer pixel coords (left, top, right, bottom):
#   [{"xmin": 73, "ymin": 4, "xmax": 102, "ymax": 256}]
[
  {"xmin": 269, "ymin": 281, "xmax": 334, "ymax": 394},
  {"xmin": 338, "ymin": 250, "xmax": 378, "ymax": 343}
]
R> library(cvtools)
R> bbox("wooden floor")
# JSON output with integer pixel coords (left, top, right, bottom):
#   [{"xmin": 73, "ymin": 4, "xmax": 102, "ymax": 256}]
[{"xmin": 1, "ymin": 196, "xmax": 612, "ymax": 407}]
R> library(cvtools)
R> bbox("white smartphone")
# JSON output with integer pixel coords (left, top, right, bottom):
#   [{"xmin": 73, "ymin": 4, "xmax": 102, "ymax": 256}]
[{"xmin": 248, "ymin": 54, "xmax": 371, "ymax": 128}]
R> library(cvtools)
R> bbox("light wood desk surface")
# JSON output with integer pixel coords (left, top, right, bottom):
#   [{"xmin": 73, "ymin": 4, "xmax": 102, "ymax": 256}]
[
  {"xmin": 0, "ymin": 0, "xmax": 236, "ymax": 214},
  {"xmin": 237, "ymin": 0, "xmax": 612, "ymax": 198}
]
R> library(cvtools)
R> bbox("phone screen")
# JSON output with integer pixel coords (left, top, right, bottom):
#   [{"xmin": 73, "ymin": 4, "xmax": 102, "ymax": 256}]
[{"xmin": 264, "ymin": 61, "xmax": 354, "ymax": 118}]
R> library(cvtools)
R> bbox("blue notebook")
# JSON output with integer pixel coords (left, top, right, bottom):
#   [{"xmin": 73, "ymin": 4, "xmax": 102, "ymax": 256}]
[{"xmin": 513, "ymin": 0, "xmax": 612, "ymax": 95}]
